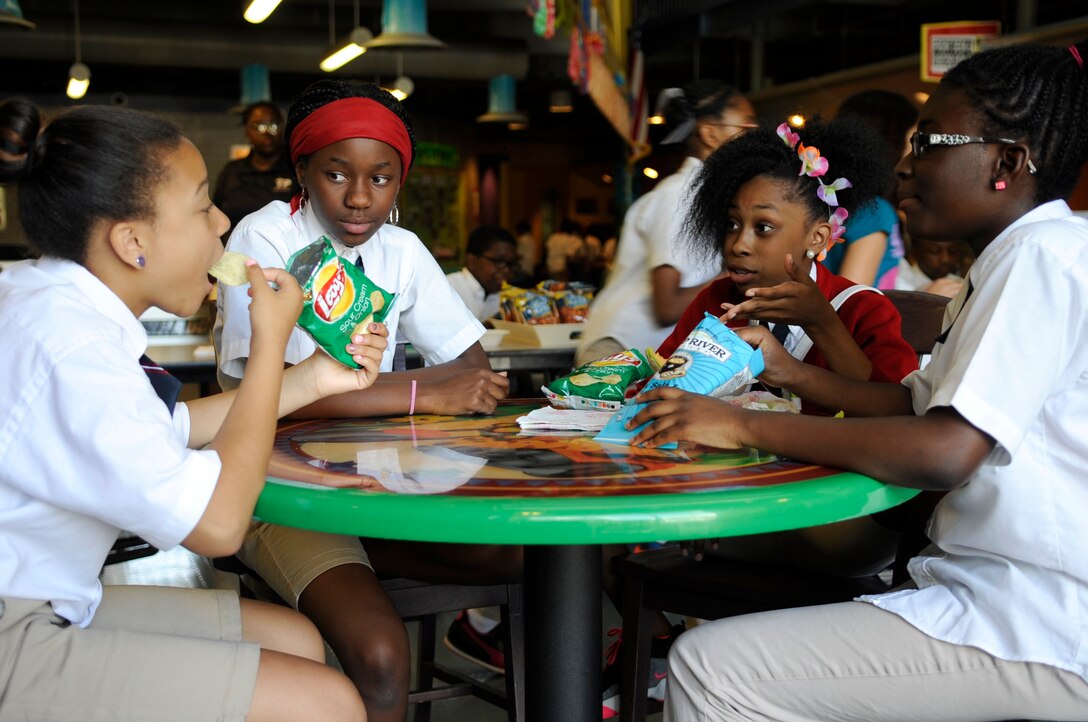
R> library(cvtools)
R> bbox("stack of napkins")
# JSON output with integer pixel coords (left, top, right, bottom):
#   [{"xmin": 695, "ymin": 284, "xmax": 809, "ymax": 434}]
[{"xmin": 517, "ymin": 406, "xmax": 615, "ymax": 432}]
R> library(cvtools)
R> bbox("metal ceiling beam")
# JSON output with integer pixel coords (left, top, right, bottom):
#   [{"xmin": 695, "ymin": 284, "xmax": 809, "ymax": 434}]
[{"xmin": 0, "ymin": 30, "xmax": 529, "ymax": 79}]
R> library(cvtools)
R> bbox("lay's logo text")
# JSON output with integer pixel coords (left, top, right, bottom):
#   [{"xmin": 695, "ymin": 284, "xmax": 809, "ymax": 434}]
[{"xmin": 313, "ymin": 261, "xmax": 356, "ymax": 322}]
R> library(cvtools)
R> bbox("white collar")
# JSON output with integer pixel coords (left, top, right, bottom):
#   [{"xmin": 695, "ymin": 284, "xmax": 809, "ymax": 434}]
[{"xmin": 37, "ymin": 257, "xmax": 147, "ymax": 357}]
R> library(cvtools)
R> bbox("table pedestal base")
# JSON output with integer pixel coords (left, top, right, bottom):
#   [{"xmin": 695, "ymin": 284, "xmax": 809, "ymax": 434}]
[{"xmin": 525, "ymin": 544, "xmax": 602, "ymax": 722}]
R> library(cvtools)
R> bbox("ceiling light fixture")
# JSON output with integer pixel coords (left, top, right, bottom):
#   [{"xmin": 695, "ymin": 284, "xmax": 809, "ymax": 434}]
[
  {"xmin": 366, "ymin": 0, "xmax": 445, "ymax": 50},
  {"xmin": 319, "ymin": 0, "xmax": 373, "ymax": 73},
  {"xmin": 548, "ymin": 89, "xmax": 573, "ymax": 113},
  {"xmin": 388, "ymin": 52, "xmax": 413, "ymax": 101},
  {"xmin": 243, "ymin": 0, "xmax": 283, "ymax": 24},
  {"xmin": 0, "ymin": 0, "xmax": 35, "ymax": 28},
  {"xmin": 477, "ymin": 75, "xmax": 527, "ymax": 125},
  {"xmin": 66, "ymin": 0, "xmax": 89, "ymax": 100}
]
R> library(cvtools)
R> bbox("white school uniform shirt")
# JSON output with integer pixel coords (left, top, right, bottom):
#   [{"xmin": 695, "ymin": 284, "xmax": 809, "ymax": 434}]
[
  {"xmin": 215, "ymin": 201, "xmax": 484, "ymax": 387},
  {"xmin": 578, "ymin": 156, "xmax": 719, "ymax": 355},
  {"xmin": 445, "ymin": 267, "xmax": 500, "ymax": 322},
  {"xmin": 860, "ymin": 201, "xmax": 1088, "ymax": 680},
  {"xmin": 0, "ymin": 259, "xmax": 220, "ymax": 626}
]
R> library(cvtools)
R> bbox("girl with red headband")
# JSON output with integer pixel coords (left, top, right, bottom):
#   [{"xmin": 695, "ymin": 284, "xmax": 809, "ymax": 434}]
[{"xmin": 214, "ymin": 80, "xmax": 518, "ymax": 722}]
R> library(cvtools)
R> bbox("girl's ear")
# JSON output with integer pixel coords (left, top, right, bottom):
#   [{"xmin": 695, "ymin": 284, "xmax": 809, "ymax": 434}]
[
  {"xmin": 106, "ymin": 220, "xmax": 147, "ymax": 270},
  {"xmin": 992, "ymin": 143, "xmax": 1036, "ymax": 189},
  {"xmin": 807, "ymin": 221, "xmax": 833, "ymax": 260}
]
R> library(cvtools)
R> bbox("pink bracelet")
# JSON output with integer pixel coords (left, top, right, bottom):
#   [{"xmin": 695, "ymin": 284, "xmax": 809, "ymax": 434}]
[{"xmin": 409, "ymin": 379, "xmax": 417, "ymax": 415}]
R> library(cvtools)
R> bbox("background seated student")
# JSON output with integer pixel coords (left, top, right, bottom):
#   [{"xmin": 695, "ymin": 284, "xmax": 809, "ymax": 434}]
[
  {"xmin": 634, "ymin": 40, "xmax": 1088, "ymax": 722},
  {"xmin": 0, "ymin": 99, "xmax": 387, "ymax": 722},
  {"xmin": 446, "ymin": 224, "xmax": 518, "ymax": 323},
  {"xmin": 214, "ymin": 79, "xmax": 519, "ymax": 721},
  {"xmin": 600, "ymin": 115, "xmax": 919, "ymax": 719},
  {"xmin": 894, "ymin": 235, "xmax": 965, "ymax": 298}
]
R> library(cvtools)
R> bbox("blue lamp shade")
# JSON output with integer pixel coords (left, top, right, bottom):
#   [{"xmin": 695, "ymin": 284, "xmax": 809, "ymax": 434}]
[
  {"xmin": 240, "ymin": 64, "xmax": 271, "ymax": 106},
  {"xmin": 366, "ymin": 0, "xmax": 445, "ymax": 49},
  {"xmin": 0, "ymin": 0, "xmax": 35, "ymax": 29},
  {"xmin": 477, "ymin": 75, "xmax": 528, "ymax": 124}
]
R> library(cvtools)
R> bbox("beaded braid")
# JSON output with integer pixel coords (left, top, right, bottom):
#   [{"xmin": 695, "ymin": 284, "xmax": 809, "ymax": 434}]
[
  {"xmin": 684, "ymin": 116, "xmax": 889, "ymax": 263},
  {"xmin": 283, "ymin": 79, "xmax": 417, "ymax": 173},
  {"xmin": 942, "ymin": 39, "xmax": 1088, "ymax": 203}
]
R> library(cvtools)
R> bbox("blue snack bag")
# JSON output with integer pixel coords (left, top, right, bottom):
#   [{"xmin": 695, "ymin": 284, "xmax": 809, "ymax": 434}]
[{"xmin": 595, "ymin": 313, "xmax": 764, "ymax": 448}]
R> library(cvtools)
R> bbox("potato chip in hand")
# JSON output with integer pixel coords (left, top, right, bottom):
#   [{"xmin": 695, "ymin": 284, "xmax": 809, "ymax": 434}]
[{"xmin": 209, "ymin": 252, "xmax": 251, "ymax": 286}]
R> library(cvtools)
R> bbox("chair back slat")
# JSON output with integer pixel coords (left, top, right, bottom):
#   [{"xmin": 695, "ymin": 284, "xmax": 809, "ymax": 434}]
[{"xmin": 882, "ymin": 289, "xmax": 952, "ymax": 356}]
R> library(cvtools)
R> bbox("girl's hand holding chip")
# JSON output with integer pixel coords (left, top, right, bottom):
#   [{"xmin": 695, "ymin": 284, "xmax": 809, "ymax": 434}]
[{"xmin": 246, "ymin": 262, "xmax": 303, "ymax": 351}]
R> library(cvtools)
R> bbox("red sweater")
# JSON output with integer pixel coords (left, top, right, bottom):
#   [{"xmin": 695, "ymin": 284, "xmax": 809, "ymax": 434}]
[{"xmin": 657, "ymin": 264, "xmax": 918, "ymax": 414}]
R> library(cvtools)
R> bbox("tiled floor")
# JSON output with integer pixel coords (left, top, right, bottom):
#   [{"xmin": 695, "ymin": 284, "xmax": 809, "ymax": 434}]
[{"xmin": 101, "ymin": 546, "xmax": 664, "ymax": 721}]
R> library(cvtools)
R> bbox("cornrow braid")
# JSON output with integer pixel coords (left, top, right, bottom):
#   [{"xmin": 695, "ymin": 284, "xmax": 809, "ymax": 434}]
[
  {"xmin": 283, "ymin": 79, "xmax": 416, "ymax": 173},
  {"xmin": 942, "ymin": 39, "xmax": 1088, "ymax": 203},
  {"xmin": 684, "ymin": 116, "xmax": 890, "ymax": 264}
]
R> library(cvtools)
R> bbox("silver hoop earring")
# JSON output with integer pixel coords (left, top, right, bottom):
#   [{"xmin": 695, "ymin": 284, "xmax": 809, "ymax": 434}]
[
  {"xmin": 389, "ymin": 202, "xmax": 399, "ymax": 226},
  {"xmin": 804, "ymin": 249, "xmax": 816, "ymax": 260}
]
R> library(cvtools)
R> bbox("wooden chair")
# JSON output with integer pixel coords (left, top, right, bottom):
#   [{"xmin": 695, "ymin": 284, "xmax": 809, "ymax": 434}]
[
  {"xmin": 615, "ymin": 289, "xmax": 952, "ymax": 722},
  {"xmin": 214, "ymin": 556, "xmax": 524, "ymax": 721}
]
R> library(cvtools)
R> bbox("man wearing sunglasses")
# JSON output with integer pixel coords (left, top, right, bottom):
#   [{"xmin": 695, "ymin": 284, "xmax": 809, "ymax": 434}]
[
  {"xmin": 212, "ymin": 101, "xmax": 300, "ymax": 240},
  {"xmin": 446, "ymin": 225, "xmax": 519, "ymax": 322}
]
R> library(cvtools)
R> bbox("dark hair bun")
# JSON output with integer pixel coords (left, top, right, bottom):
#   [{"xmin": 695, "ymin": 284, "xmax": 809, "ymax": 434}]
[{"xmin": 0, "ymin": 98, "xmax": 43, "ymax": 184}]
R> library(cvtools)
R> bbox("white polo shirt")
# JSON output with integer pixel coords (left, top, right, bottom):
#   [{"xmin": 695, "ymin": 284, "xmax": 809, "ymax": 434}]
[
  {"xmin": 445, "ymin": 267, "xmax": 500, "ymax": 322},
  {"xmin": 862, "ymin": 201, "xmax": 1088, "ymax": 680},
  {"xmin": 0, "ymin": 259, "xmax": 220, "ymax": 626},
  {"xmin": 215, "ymin": 202, "xmax": 483, "ymax": 386},
  {"xmin": 578, "ymin": 156, "xmax": 719, "ymax": 355}
]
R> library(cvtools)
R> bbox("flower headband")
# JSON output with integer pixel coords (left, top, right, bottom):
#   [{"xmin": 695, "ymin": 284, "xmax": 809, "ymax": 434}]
[{"xmin": 777, "ymin": 122, "xmax": 852, "ymax": 261}]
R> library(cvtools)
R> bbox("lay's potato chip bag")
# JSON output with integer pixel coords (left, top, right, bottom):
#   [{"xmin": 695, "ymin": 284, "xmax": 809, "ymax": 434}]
[{"xmin": 286, "ymin": 237, "xmax": 395, "ymax": 367}]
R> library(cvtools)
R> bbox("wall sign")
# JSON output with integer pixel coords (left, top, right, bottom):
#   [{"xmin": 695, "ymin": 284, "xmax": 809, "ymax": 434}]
[{"xmin": 921, "ymin": 21, "xmax": 1001, "ymax": 82}]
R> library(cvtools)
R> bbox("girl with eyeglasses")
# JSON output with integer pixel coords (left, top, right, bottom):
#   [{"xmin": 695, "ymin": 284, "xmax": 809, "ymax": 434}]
[{"xmin": 634, "ymin": 39, "xmax": 1088, "ymax": 722}]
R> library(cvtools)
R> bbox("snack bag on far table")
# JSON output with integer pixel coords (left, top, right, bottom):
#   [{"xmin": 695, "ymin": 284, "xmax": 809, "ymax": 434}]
[
  {"xmin": 286, "ymin": 236, "xmax": 396, "ymax": 367},
  {"xmin": 595, "ymin": 313, "xmax": 764, "ymax": 448},
  {"xmin": 543, "ymin": 347, "xmax": 658, "ymax": 411}
]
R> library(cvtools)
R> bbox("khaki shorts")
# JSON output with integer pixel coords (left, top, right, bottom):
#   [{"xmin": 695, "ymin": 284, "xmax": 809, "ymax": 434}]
[
  {"xmin": 237, "ymin": 521, "xmax": 372, "ymax": 608},
  {"xmin": 0, "ymin": 585, "xmax": 259, "ymax": 721}
]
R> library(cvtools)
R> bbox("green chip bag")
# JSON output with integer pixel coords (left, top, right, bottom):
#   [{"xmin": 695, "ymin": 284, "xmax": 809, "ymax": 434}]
[
  {"xmin": 286, "ymin": 237, "xmax": 395, "ymax": 367},
  {"xmin": 542, "ymin": 348, "xmax": 656, "ymax": 411}
]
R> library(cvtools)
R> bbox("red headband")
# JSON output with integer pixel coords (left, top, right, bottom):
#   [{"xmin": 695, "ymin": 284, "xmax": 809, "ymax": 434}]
[{"xmin": 288, "ymin": 97, "xmax": 413, "ymax": 184}]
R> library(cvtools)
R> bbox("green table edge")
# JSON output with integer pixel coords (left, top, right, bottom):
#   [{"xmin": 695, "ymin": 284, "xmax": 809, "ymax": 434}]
[{"xmin": 256, "ymin": 471, "xmax": 920, "ymax": 545}]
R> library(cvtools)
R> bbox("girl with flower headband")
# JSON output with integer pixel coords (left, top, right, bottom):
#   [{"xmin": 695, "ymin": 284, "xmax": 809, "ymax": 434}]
[
  {"xmin": 638, "ymin": 40, "xmax": 1088, "ymax": 721},
  {"xmin": 658, "ymin": 115, "xmax": 918, "ymax": 419},
  {"xmin": 214, "ymin": 79, "xmax": 518, "ymax": 722},
  {"xmin": 646, "ymin": 114, "xmax": 918, "ymax": 574}
]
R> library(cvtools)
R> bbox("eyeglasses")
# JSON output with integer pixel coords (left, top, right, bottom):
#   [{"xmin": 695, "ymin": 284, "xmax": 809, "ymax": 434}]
[
  {"xmin": 909, "ymin": 131, "xmax": 1015, "ymax": 158},
  {"xmin": 246, "ymin": 122, "xmax": 281, "ymax": 135},
  {"xmin": 479, "ymin": 255, "xmax": 516, "ymax": 270}
]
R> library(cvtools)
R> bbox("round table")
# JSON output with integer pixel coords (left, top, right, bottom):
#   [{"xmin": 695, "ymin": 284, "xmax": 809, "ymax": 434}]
[{"xmin": 256, "ymin": 401, "xmax": 918, "ymax": 722}]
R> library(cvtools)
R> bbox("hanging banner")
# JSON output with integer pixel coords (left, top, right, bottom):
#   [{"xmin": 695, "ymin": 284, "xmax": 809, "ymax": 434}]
[{"xmin": 921, "ymin": 21, "xmax": 1001, "ymax": 82}]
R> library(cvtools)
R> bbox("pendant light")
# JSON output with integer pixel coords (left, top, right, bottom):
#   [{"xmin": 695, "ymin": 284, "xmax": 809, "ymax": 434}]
[
  {"xmin": 365, "ymin": 0, "xmax": 445, "ymax": 50},
  {"xmin": 66, "ymin": 0, "xmax": 89, "ymax": 100},
  {"xmin": 320, "ymin": 0, "xmax": 373, "ymax": 73},
  {"xmin": 0, "ymin": 0, "xmax": 34, "ymax": 29},
  {"xmin": 477, "ymin": 75, "xmax": 527, "ymax": 127},
  {"xmin": 243, "ymin": 0, "xmax": 283, "ymax": 24},
  {"xmin": 388, "ymin": 52, "xmax": 413, "ymax": 101}
]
